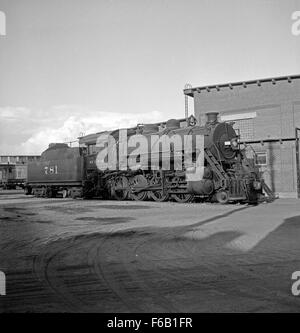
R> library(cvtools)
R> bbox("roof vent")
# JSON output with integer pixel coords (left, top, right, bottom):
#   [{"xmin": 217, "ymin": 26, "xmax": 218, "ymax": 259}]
[{"xmin": 206, "ymin": 112, "xmax": 219, "ymax": 124}]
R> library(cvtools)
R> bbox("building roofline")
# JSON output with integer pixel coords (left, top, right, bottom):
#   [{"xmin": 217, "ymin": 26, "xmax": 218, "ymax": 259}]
[
  {"xmin": 183, "ymin": 74, "xmax": 300, "ymax": 97},
  {"xmin": 0, "ymin": 155, "xmax": 40, "ymax": 157}
]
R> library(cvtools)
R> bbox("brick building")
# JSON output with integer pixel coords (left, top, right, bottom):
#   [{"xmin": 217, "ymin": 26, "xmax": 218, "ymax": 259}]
[{"xmin": 184, "ymin": 74, "xmax": 300, "ymax": 198}]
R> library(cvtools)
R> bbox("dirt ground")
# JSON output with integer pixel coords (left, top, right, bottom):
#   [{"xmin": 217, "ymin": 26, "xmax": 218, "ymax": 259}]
[{"xmin": 0, "ymin": 189, "xmax": 300, "ymax": 313}]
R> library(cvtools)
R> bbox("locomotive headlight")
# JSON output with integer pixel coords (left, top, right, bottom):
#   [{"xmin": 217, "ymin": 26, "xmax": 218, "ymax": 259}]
[
  {"xmin": 224, "ymin": 138, "xmax": 238, "ymax": 149},
  {"xmin": 230, "ymin": 138, "xmax": 239, "ymax": 150}
]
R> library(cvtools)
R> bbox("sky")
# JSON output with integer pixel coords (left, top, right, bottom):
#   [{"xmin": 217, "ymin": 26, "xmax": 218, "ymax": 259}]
[{"xmin": 0, "ymin": 0, "xmax": 300, "ymax": 154}]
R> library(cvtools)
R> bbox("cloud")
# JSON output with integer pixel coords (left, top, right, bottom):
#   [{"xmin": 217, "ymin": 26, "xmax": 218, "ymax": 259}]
[
  {"xmin": 0, "ymin": 107, "xmax": 31, "ymax": 120},
  {"xmin": 0, "ymin": 105, "xmax": 165, "ymax": 155}
]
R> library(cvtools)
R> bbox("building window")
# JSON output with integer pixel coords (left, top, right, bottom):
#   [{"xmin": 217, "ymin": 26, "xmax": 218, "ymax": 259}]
[
  {"xmin": 1, "ymin": 156, "xmax": 8, "ymax": 163},
  {"xmin": 88, "ymin": 144, "xmax": 98, "ymax": 154},
  {"xmin": 220, "ymin": 112, "xmax": 256, "ymax": 141},
  {"xmin": 9, "ymin": 156, "xmax": 16, "ymax": 164},
  {"xmin": 232, "ymin": 118, "xmax": 254, "ymax": 141},
  {"xmin": 255, "ymin": 152, "xmax": 267, "ymax": 166}
]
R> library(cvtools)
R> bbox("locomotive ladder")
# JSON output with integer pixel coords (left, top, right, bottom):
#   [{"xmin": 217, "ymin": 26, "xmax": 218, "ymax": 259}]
[
  {"xmin": 260, "ymin": 179, "xmax": 276, "ymax": 201},
  {"xmin": 204, "ymin": 149, "xmax": 228, "ymax": 181}
]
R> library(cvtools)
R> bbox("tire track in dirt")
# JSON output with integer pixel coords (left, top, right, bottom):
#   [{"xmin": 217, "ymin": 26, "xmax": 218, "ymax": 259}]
[
  {"xmin": 9, "ymin": 201, "xmax": 300, "ymax": 312},
  {"xmin": 88, "ymin": 227, "xmax": 179, "ymax": 312},
  {"xmin": 32, "ymin": 236, "xmax": 95, "ymax": 312}
]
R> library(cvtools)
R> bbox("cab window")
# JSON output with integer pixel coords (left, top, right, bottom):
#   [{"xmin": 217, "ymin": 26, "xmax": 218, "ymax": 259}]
[{"xmin": 88, "ymin": 144, "xmax": 98, "ymax": 154}]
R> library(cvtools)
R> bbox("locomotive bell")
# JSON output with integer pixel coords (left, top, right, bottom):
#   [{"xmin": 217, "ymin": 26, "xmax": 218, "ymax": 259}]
[{"xmin": 206, "ymin": 112, "xmax": 219, "ymax": 124}]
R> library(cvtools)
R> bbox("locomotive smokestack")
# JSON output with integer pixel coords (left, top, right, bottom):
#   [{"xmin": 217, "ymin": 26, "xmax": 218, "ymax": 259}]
[{"xmin": 206, "ymin": 112, "xmax": 219, "ymax": 124}]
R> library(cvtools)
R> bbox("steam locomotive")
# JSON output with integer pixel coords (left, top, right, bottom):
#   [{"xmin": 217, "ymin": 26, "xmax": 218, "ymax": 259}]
[{"xmin": 25, "ymin": 112, "xmax": 265, "ymax": 204}]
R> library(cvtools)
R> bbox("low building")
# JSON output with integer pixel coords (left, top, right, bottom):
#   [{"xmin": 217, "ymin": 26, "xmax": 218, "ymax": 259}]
[
  {"xmin": 184, "ymin": 74, "xmax": 300, "ymax": 198},
  {"xmin": 0, "ymin": 155, "xmax": 40, "ymax": 164},
  {"xmin": 0, "ymin": 155, "xmax": 40, "ymax": 187}
]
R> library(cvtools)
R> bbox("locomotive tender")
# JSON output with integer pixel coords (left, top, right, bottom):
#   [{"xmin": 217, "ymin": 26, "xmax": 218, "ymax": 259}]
[{"xmin": 25, "ymin": 112, "xmax": 264, "ymax": 204}]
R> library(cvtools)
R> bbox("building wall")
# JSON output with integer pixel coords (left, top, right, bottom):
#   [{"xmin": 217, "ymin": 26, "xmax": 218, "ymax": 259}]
[
  {"xmin": 0, "ymin": 165, "xmax": 16, "ymax": 181},
  {"xmin": 244, "ymin": 141, "xmax": 297, "ymax": 198},
  {"xmin": 191, "ymin": 77, "xmax": 300, "ymax": 197}
]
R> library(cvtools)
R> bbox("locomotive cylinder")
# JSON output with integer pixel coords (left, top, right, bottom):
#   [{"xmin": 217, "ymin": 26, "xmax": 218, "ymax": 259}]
[{"xmin": 187, "ymin": 179, "xmax": 214, "ymax": 195}]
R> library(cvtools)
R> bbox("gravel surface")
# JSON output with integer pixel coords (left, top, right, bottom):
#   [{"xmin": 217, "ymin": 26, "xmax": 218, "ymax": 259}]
[{"xmin": 0, "ymin": 190, "xmax": 300, "ymax": 312}]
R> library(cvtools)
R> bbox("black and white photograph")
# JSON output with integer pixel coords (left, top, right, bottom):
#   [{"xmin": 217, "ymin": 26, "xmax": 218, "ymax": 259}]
[{"xmin": 1, "ymin": 0, "xmax": 300, "ymax": 320}]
